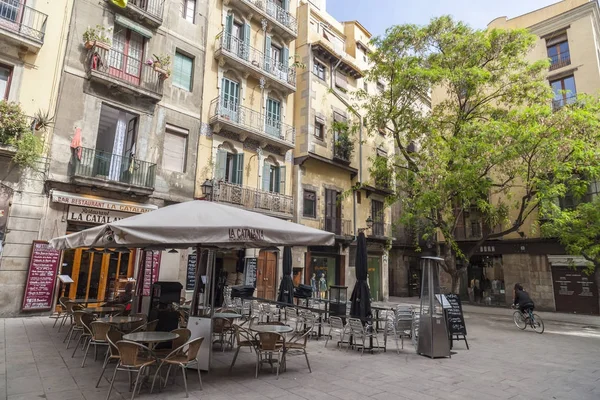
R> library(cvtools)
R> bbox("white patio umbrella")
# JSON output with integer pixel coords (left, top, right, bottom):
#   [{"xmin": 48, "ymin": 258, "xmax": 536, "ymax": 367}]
[{"xmin": 49, "ymin": 200, "xmax": 335, "ymax": 250}]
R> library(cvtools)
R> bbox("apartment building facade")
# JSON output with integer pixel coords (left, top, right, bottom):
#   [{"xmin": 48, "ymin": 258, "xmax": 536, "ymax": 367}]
[
  {"xmin": 0, "ymin": 0, "xmax": 73, "ymax": 316},
  {"xmin": 4, "ymin": 0, "xmax": 211, "ymax": 315},
  {"xmin": 292, "ymin": 0, "xmax": 395, "ymax": 301},
  {"xmin": 195, "ymin": 0, "xmax": 298, "ymax": 299},
  {"xmin": 424, "ymin": 0, "xmax": 600, "ymax": 314}
]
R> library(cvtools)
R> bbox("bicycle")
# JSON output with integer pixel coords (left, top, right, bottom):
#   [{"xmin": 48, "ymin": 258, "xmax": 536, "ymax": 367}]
[{"xmin": 512, "ymin": 305, "xmax": 544, "ymax": 334}]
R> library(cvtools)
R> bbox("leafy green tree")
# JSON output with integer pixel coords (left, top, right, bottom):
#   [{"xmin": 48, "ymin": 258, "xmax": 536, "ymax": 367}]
[{"xmin": 358, "ymin": 16, "xmax": 600, "ymax": 292}]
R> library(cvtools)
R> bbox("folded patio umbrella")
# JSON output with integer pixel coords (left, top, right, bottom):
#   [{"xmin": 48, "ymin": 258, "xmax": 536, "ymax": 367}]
[
  {"xmin": 350, "ymin": 231, "xmax": 372, "ymax": 322},
  {"xmin": 49, "ymin": 200, "xmax": 335, "ymax": 250},
  {"xmin": 277, "ymin": 246, "xmax": 295, "ymax": 304}
]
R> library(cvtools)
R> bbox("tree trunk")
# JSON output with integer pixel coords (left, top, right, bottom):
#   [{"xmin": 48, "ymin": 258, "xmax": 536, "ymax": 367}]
[{"xmin": 450, "ymin": 272, "xmax": 460, "ymax": 294}]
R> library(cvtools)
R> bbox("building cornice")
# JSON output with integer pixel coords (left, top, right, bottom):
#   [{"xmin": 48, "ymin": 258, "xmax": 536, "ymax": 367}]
[{"xmin": 528, "ymin": 2, "xmax": 600, "ymax": 38}]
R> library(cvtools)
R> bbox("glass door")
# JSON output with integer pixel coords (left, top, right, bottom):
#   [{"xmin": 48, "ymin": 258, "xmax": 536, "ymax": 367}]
[
  {"xmin": 368, "ymin": 256, "xmax": 381, "ymax": 301},
  {"xmin": 265, "ymin": 98, "xmax": 281, "ymax": 137},
  {"xmin": 221, "ymin": 78, "xmax": 240, "ymax": 122},
  {"xmin": 109, "ymin": 28, "xmax": 144, "ymax": 85}
]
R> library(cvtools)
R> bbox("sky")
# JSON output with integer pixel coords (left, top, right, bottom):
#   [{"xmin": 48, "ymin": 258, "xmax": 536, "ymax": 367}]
[{"xmin": 327, "ymin": 0, "xmax": 561, "ymax": 37}]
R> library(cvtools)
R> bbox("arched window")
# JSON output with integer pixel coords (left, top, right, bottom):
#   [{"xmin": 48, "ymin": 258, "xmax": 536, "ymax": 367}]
[{"xmin": 216, "ymin": 141, "xmax": 244, "ymax": 185}]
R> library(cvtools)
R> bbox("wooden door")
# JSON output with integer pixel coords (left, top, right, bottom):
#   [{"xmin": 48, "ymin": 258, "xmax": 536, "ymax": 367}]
[
  {"xmin": 257, "ymin": 251, "xmax": 277, "ymax": 300},
  {"xmin": 325, "ymin": 189, "xmax": 340, "ymax": 234}
]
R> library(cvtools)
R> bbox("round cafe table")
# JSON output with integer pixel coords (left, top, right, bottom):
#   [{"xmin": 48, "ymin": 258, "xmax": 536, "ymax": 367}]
[
  {"xmin": 250, "ymin": 324, "xmax": 293, "ymax": 334},
  {"xmin": 70, "ymin": 298, "xmax": 100, "ymax": 305},
  {"xmin": 97, "ymin": 316, "xmax": 144, "ymax": 325},
  {"xmin": 84, "ymin": 306, "xmax": 122, "ymax": 315},
  {"xmin": 123, "ymin": 331, "xmax": 179, "ymax": 350}
]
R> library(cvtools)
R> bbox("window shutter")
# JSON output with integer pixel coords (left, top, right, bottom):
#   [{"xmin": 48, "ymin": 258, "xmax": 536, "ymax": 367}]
[
  {"xmin": 274, "ymin": 166, "xmax": 280, "ymax": 193},
  {"xmin": 335, "ymin": 71, "xmax": 348, "ymax": 90},
  {"xmin": 243, "ymin": 22, "xmax": 250, "ymax": 60},
  {"xmin": 278, "ymin": 165, "xmax": 286, "ymax": 194},
  {"xmin": 235, "ymin": 153, "xmax": 244, "ymax": 185},
  {"xmin": 282, "ymin": 46, "xmax": 289, "ymax": 68},
  {"xmin": 262, "ymin": 162, "xmax": 271, "ymax": 191},
  {"xmin": 225, "ymin": 14, "xmax": 233, "ymax": 49},
  {"xmin": 264, "ymin": 35, "xmax": 272, "ymax": 71},
  {"xmin": 282, "ymin": 0, "xmax": 288, "ymax": 11},
  {"xmin": 162, "ymin": 126, "xmax": 187, "ymax": 173},
  {"xmin": 215, "ymin": 149, "xmax": 227, "ymax": 181}
]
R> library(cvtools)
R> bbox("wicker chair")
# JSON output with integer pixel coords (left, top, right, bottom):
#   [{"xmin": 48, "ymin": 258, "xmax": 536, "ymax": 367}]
[
  {"xmin": 71, "ymin": 312, "xmax": 95, "ymax": 357},
  {"xmin": 107, "ymin": 340, "xmax": 157, "ymax": 400},
  {"xmin": 229, "ymin": 325, "xmax": 258, "ymax": 371},
  {"xmin": 212, "ymin": 317, "xmax": 234, "ymax": 351},
  {"xmin": 283, "ymin": 325, "xmax": 313, "ymax": 373},
  {"xmin": 155, "ymin": 328, "xmax": 191, "ymax": 357},
  {"xmin": 255, "ymin": 332, "xmax": 284, "ymax": 379},
  {"xmin": 50, "ymin": 296, "xmax": 69, "ymax": 329},
  {"xmin": 62, "ymin": 303, "xmax": 84, "ymax": 341},
  {"xmin": 65, "ymin": 310, "xmax": 89, "ymax": 350},
  {"xmin": 151, "ymin": 337, "xmax": 204, "ymax": 398},
  {"xmin": 81, "ymin": 321, "xmax": 111, "ymax": 367},
  {"xmin": 96, "ymin": 330, "xmax": 122, "ymax": 388}
]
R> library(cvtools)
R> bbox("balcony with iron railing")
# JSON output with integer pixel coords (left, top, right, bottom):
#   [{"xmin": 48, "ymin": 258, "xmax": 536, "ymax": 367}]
[
  {"xmin": 71, "ymin": 147, "xmax": 156, "ymax": 195},
  {"xmin": 110, "ymin": 0, "xmax": 164, "ymax": 27},
  {"xmin": 208, "ymin": 97, "xmax": 295, "ymax": 150},
  {"xmin": 549, "ymin": 50, "xmax": 570, "ymax": 71},
  {"xmin": 370, "ymin": 221, "xmax": 393, "ymax": 239},
  {"xmin": 211, "ymin": 180, "xmax": 293, "ymax": 218},
  {"xmin": 87, "ymin": 44, "xmax": 163, "ymax": 102},
  {"xmin": 332, "ymin": 140, "xmax": 352, "ymax": 165},
  {"xmin": 552, "ymin": 94, "xmax": 577, "ymax": 111},
  {"xmin": 0, "ymin": 1, "xmax": 47, "ymax": 52},
  {"xmin": 215, "ymin": 32, "xmax": 296, "ymax": 93},
  {"xmin": 230, "ymin": 0, "xmax": 297, "ymax": 40},
  {"xmin": 321, "ymin": 217, "xmax": 352, "ymax": 237}
]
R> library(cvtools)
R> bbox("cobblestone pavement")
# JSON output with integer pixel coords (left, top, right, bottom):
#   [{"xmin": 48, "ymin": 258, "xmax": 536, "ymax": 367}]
[{"xmin": 0, "ymin": 312, "xmax": 599, "ymax": 400}]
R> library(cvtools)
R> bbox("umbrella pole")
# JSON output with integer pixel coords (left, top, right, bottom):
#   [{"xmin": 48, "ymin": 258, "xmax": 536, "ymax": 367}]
[{"xmin": 190, "ymin": 245, "xmax": 205, "ymax": 317}]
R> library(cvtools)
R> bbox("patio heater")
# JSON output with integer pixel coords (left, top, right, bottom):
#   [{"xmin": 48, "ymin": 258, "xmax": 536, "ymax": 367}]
[{"xmin": 417, "ymin": 256, "xmax": 451, "ymax": 358}]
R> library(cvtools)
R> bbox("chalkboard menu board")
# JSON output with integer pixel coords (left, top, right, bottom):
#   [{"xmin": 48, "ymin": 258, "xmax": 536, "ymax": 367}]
[
  {"xmin": 186, "ymin": 253, "xmax": 197, "ymax": 291},
  {"xmin": 244, "ymin": 258, "xmax": 257, "ymax": 288},
  {"xmin": 142, "ymin": 251, "xmax": 161, "ymax": 296},
  {"xmin": 445, "ymin": 293, "xmax": 467, "ymax": 336},
  {"xmin": 22, "ymin": 241, "xmax": 61, "ymax": 311}
]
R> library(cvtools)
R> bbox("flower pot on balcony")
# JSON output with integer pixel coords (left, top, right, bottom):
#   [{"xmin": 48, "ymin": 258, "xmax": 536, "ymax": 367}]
[
  {"xmin": 85, "ymin": 40, "xmax": 94, "ymax": 49},
  {"xmin": 153, "ymin": 64, "xmax": 165, "ymax": 73},
  {"xmin": 95, "ymin": 41, "xmax": 111, "ymax": 50},
  {"xmin": 159, "ymin": 72, "xmax": 170, "ymax": 80}
]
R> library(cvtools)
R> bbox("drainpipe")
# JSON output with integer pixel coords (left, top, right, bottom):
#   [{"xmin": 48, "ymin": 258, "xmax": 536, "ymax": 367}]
[{"xmin": 329, "ymin": 56, "xmax": 363, "ymax": 236}]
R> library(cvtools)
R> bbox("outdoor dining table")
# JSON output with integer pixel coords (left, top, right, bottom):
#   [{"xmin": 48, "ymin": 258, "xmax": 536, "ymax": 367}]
[
  {"xmin": 123, "ymin": 331, "xmax": 179, "ymax": 350},
  {"xmin": 83, "ymin": 306, "xmax": 122, "ymax": 315},
  {"xmin": 70, "ymin": 298, "xmax": 100, "ymax": 305},
  {"xmin": 97, "ymin": 316, "xmax": 143, "ymax": 325},
  {"xmin": 213, "ymin": 312, "xmax": 242, "ymax": 319},
  {"xmin": 250, "ymin": 324, "xmax": 294, "ymax": 334}
]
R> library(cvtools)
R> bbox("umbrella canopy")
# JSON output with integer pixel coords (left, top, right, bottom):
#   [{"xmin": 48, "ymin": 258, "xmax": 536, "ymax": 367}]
[
  {"xmin": 49, "ymin": 201, "xmax": 335, "ymax": 250},
  {"xmin": 350, "ymin": 231, "xmax": 372, "ymax": 321},
  {"xmin": 277, "ymin": 246, "xmax": 295, "ymax": 304}
]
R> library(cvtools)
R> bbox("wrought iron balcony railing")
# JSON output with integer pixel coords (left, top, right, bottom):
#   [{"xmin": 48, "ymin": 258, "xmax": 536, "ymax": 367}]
[
  {"xmin": 212, "ymin": 180, "xmax": 293, "ymax": 216},
  {"xmin": 333, "ymin": 141, "xmax": 352, "ymax": 163},
  {"xmin": 0, "ymin": 1, "xmax": 47, "ymax": 43},
  {"xmin": 88, "ymin": 44, "xmax": 164, "ymax": 99},
  {"xmin": 240, "ymin": 0, "xmax": 297, "ymax": 34},
  {"xmin": 216, "ymin": 32, "xmax": 296, "ymax": 88},
  {"xmin": 128, "ymin": 0, "xmax": 164, "ymax": 22},
  {"xmin": 72, "ymin": 147, "xmax": 156, "ymax": 189},
  {"xmin": 321, "ymin": 217, "xmax": 352, "ymax": 236},
  {"xmin": 209, "ymin": 97, "xmax": 295, "ymax": 146},
  {"xmin": 549, "ymin": 50, "xmax": 570, "ymax": 71},
  {"xmin": 371, "ymin": 222, "xmax": 392, "ymax": 238}
]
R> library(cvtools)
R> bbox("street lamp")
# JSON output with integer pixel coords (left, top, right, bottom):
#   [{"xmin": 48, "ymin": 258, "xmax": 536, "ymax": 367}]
[
  {"xmin": 358, "ymin": 216, "xmax": 374, "ymax": 234},
  {"xmin": 201, "ymin": 179, "xmax": 213, "ymax": 201}
]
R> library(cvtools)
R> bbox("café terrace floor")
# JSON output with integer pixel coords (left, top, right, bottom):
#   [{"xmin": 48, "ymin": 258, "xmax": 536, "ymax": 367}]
[{"xmin": 1, "ymin": 312, "xmax": 599, "ymax": 400}]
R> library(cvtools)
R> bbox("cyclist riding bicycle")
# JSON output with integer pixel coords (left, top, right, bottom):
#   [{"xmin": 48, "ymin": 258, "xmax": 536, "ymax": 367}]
[{"xmin": 513, "ymin": 283, "xmax": 535, "ymax": 317}]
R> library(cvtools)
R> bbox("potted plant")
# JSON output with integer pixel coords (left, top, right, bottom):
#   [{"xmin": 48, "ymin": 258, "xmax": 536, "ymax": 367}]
[
  {"xmin": 33, "ymin": 109, "xmax": 54, "ymax": 132},
  {"xmin": 83, "ymin": 25, "xmax": 113, "ymax": 50},
  {"xmin": 151, "ymin": 54, "xmax": 171, "ymax": 74}
]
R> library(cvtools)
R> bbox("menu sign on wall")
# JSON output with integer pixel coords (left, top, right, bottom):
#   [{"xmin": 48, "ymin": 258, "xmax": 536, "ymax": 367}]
[
  {"xmin": 244, "ymin": 258, "xmax": 258, "ymax": 288},
  {"xmin": 22, "ymin": 241, "xmax": 61, "ymax": 311},
  {"xmin": 142, "ymin": 251, "xmax": 161, "ymax": 296},
  {"xmin": 186, "ymin": 253, "xmax": 197, "ymax": 291}
]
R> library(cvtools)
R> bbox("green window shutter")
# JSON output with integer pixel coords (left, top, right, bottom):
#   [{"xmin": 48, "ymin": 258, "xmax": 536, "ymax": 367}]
[
  {"xmin": 278, "ymin": 165, "xmax": 286, "ymax": 194},
  {"xmin": 243, "ymin": 22, "xmax": 250, "ymax": 60},
  {"xmin": 235, "ymin": 153, "xmax": 244, "ymax": 185},
  {"xmin": 282, "ymin": 0, "xmax": 289, "ymax": 11},
  {"xmin": 264, "ymin": 35, "xmax": 272, "ymax": 72},
  {"xmin": 282, "ymin": 46, "xmax": 289, "ymax": 68},
  {"xmin": 215, "ymin": 149, "xmax": 227, "ymax": 181},
  {"xmin": 262, "ymin": 162, "xmax": 271, "ymax": 192},
  {"xmin": 173, "ymin": 52, "xmax": 193, "ymax": 91},
  {"xmin": 225, "ymin": 14, "xmax": 233, "ymax": 49}
]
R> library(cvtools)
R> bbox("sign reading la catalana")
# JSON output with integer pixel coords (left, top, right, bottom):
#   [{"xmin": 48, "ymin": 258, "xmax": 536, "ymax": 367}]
[
  {"xmin": 228, "ymin": 228, "xmax": 265, "ymax": 241},
  {"xmin": 68, "ymin": 206, "xmax": 134, "ymax": 224},
  {"xmin": 51, "ymin": 190, "xmax": 157, "ymax": 214}
]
